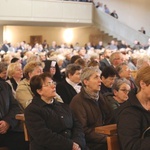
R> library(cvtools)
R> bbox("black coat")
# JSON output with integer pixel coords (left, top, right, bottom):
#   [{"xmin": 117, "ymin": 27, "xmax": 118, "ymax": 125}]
[
  {"xmin": 56, "ymin": 80, "xmax": 78, "ymax": 104},
  {"xmin": 100, "ymin": 83, "xmax": 112, "ymax": 95},
  {"xmin": 1, "ymin": 44, "xmax": 9, "ymax": 52},
  {"xmin": 100, "ymin": 58, "xmax": 111, "ymax": 71},
  {"xmin": 116, "ymin": 91, "xmax": 150, "ymax": 150},
  {"xmin": 0, "ymin": 81, "xmax": 21, "ymax": 131},
  {"xmin": 25, "ymin": 97, "xmax": 86, "ymax": 150}
]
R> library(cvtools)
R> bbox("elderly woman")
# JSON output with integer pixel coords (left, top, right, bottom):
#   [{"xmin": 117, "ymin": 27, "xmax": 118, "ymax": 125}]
[
  {"xmin": 25, "ymin": 73, "xmax": 86, "ymax": 150},
  {"xmin": 56, "ymin": 64, "xmax": 82, "ymax": 104},
  {"xmin": 117, "ymin": 66, "xmax": 150, "ymax": 150},
  {"xmin": 104, "ymin": 78, "xmax": 131, "ymax": 111},
  {"xmin": 16, "ymin": 61, "xmax": 44, "ymax": 109},
  {"xmin": 6, "ymin": 62, "xmax": 23, "ymax": 98},
  {"xmin": 70, "ymin": 67, "xmax": 114, "ymax": 150},
  {"xmin": 16, "ymin": 61, "xmax": 63, "ymax": 109}
]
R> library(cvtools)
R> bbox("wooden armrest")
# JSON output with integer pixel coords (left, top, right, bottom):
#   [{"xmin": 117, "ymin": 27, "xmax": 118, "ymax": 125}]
[
  {"xmin": 95, "ymin": 124, "xmax": 117, "ymax": 135},
  {"xmin": 0, "ymin": 147, "xmax": 9, "ymax": 150},
  {"xmin": 15, "ymin": 114, "xmax": 25, "ymax": 121},
  {"xmin": 15, "ymin": 114, "xmax": 29, "ymax": 141}
]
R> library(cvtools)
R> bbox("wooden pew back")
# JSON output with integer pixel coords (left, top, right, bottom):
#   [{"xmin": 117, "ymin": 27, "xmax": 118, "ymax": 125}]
[{"xmin": 95, "ymin": 124, "xmax": 120, "ymax": 150}]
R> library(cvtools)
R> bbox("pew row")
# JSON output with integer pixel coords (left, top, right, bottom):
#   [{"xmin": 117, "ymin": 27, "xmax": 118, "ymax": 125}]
[{"xmin": 95, "ymin": 124, "xmax": 120, "ymax": 150}]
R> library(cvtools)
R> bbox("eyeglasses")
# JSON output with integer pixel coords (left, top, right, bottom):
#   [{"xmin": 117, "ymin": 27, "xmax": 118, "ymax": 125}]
[
  {"xmin": 42, "ymin": 81, "xmax": 56, "ymax": 87},
  {"xmin": 119, "ymin": 89, "xmax": 130, "ymax": 94}
]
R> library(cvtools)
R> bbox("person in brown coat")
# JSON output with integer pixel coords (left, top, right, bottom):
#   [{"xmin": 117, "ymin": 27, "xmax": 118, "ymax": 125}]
[{"xmin": 70, "ymin": 67, "xmax": 114, "ymax": 150}]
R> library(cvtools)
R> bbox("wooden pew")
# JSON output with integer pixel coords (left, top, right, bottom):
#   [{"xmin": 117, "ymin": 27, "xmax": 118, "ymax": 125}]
[
  {"xmin": 0, "ymin": 148, "xmax": 8, "ymax": 150},
  {"xmin": 16, "ymin": 114, "xmax": 119, "ymax": 150},
  {"xmin": 15, "ymin": 114, "xmax": 29, "ymax": 141},
  {"xmin": 95, "ymin": 124, "xmax": 120, "ymax": 150}
]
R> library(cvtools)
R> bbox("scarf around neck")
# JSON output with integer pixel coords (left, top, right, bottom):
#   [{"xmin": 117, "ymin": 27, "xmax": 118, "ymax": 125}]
[{"xmin": 83, "ymin": 87, "xmax": 99, "ymax": 101}]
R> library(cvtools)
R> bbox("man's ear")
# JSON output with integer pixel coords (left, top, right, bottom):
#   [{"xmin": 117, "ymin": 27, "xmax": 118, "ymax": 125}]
[
  {"xmin": 68, "ymin": 73, "xmax": 71, "ymax": 78},
  {"xmin": 83, "ymin": 79, "xmax": 88, "ymax": 86}
]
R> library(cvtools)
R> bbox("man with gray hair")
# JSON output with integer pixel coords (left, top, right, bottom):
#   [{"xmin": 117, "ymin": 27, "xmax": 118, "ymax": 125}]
[
  {"xmin": 70, "ymin": 67, "xmax": 114, "ymax": 150},
  {"xmin": 109, "ymin": 52, "xmax": 124, "ymax": 68}
]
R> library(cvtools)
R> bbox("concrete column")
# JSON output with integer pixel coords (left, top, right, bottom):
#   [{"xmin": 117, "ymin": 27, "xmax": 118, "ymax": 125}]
[{"xmin": 0, "ymin": 25, "xmax": 3, "ymax": 45}]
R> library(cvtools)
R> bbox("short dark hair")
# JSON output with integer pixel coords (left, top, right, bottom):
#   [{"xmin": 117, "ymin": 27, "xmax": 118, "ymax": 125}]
[
  {"xmin": 11, "ymin": 57, "xmax": 19, "ymax": 63},
  {"xmin": 70, "ymin": 55, "xmax": 81, "ymax": 64},
  {"xmin": 65, "ymin": 64, "xmax": 81, "ymax": 77},
  {"xmin": 101, "ymin": 66, "xmax": 117, "ymax": 78},
  {"xmin": 30, "ymin": 72, "xmax": 52, "ymax": 97}
]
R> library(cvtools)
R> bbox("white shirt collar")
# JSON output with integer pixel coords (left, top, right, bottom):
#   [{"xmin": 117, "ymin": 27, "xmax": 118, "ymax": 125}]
[{"xmin": 66, "ymin": 77, "xmax": 81, "ymax": 93}]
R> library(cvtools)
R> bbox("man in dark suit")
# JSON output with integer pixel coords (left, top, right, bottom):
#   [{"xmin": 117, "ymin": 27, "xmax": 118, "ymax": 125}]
[
  {"xmin": 56, "ymin": 64, "xmax": 82, "ymax": 104},
  {"xmin": 100, "ymin": 49, "xmax": 112, "ymax": 71},
  {"xmin": 110, "ymin": 10, "xmax": 118, "ymax": 19},
  {"xmin": 96, "ymin": 41, "xmax": 104, "ymax": 49},
  {"xmin": 1, "ymin": 40, "xmax": 10, "ymax": 53}
]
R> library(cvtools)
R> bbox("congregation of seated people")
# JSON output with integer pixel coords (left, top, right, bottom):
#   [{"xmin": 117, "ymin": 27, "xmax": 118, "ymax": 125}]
[{"xmin": 0, "ymin": 37, "xmax": 150, "ymax": 150}]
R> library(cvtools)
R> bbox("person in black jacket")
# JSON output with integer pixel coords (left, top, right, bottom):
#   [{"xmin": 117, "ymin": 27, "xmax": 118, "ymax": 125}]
[
  {"xmin": 110, "ymin": 10, "xmax": 118, "ymax": 19},
  {"xmin": 56, "ymin": 64, "xmax": 82, "ymax": 104},
  {"xmin": 25, "ymin": 73, "xmax": 87, "ymax": 150},
  {"xmin": 116, "ymin": 66, "xmax": 150, "ymax": 150},
  {"xmin": 0, "ymin": 81, "xmax": 29, "ymax": 150},
  {"xmin": 100, "ymin": 66, "xmax": 117, "ymax": 95}
]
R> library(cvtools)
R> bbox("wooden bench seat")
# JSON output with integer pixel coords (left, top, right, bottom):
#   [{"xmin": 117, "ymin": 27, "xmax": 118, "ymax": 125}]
[
  {"xmin": 15, "ymin": 114, "xmax": 29, "ymax": 141},
  {"xmin": 95, "ymin": 124, "xmax": 120, "ymax": 150},
  {"xmin": 16, "ymin": 114, "xmax": 120, "ymax": 150}
]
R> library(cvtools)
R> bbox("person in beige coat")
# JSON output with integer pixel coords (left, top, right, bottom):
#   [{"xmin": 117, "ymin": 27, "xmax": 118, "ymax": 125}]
[
  {"xmin": 16, "ymin": 61, "xmax": 44, "ymax": 109},
  {"xmin": 16, "ymin": 61, "xmax": 63, "ymax": 109}
]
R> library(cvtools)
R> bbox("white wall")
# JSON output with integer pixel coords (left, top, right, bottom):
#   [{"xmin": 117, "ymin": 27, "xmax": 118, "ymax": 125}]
[
  {"xmin": 0, "ymin": 0, "xmax": 92, "ymax": 24},
  {"xmin": 94, "ymin": 0, "xmax": 150, "ymax": 36}
]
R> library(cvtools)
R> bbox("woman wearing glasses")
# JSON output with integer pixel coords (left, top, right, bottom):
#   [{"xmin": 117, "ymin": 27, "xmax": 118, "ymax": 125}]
[
  {"xmin": 104, "ymin": 78, "xmax": 131, "ymax": 111},
  {"xmin": 25, "ymin": 73, "xmax": 86, "ymax": 150},
  {"xmin": 117, "ymin": 66, "xmax": 150, "ymax": 150}
]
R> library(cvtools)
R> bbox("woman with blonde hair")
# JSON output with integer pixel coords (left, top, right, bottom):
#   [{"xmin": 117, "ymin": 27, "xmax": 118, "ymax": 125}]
[
  {"xmin": 16, "ymin": 61, "xmax": 63, "ymax": 109},
  {"xmin": 6, "ymin": 62, "xmax": 23, "ymax": 98},
  {"xmin": 16, "ymin": 61, "xmax": 44, "ymax": 109}
]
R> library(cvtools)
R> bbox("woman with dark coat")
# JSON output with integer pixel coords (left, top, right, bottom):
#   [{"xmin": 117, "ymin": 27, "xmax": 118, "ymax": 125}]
[
  {"xmin": 116, "ymin": 66, "xmax": 150, "ymax": 150},
  {"xmin": 70, "ymin": 67, "xmax": 114, "ymax": 150},
  {"xmin": 25, "ymin": 73, "xmax": 87, "ymax": 150}
]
